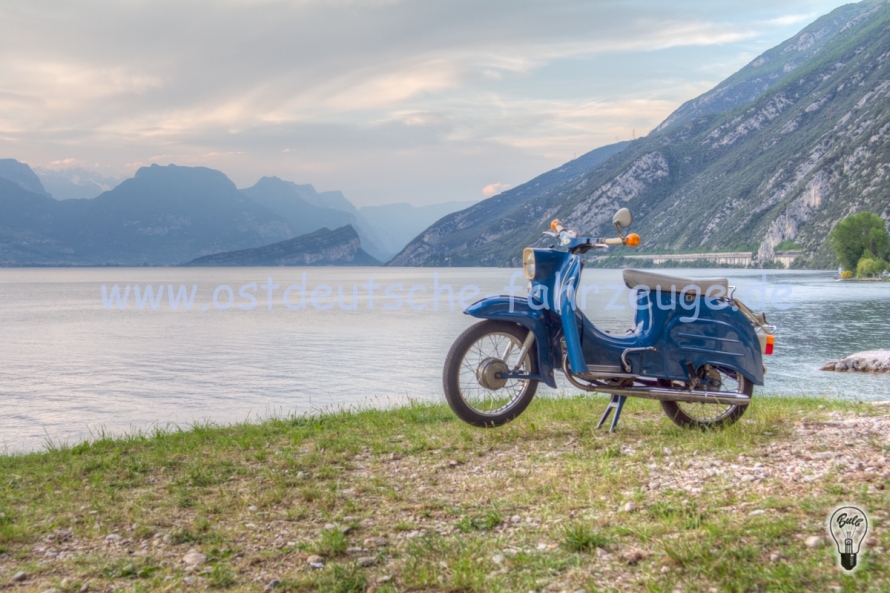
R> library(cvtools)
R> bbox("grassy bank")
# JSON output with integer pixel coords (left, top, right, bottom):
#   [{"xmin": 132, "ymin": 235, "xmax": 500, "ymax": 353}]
[{"xmin": 1, "ymin": 396, "xmax": 888, "ymax": 592}]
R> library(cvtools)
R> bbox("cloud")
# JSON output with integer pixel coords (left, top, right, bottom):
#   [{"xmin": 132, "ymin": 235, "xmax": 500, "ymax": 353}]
[{"xmin": 482, "ymin": 182, "xmax": 511, "ymax": 197}]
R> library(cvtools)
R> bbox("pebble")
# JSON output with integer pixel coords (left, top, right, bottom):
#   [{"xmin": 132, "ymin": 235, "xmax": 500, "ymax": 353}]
[
  {"xmin": 805, "ymin": 536, "xmax": 823, "ymax": 549},
  {"xmin": 182, "ymin": 549, "xmax": 207, "ymax": 566},
  {"xmin": 377, "ymin": 576, "xmax": 392, "ymax": 584},
  {"xmin": 323, "ymin": 523, "xmax": 337, "ymax": 530},
  {"xmin": 595, "ymin": 547, "xmax": 613, "ymax": 560},
  {"xmin": 42, "ymin": 589, "xmax": 59, "ymax": 593},
  {"xmin": 770, "ymin": 553, "xmax": 781, "ymax": 562},
  {"xmin": 307, "ymin": 555, "xmax": 325, "ymax": 569},
  {"xmin": 11, "ymin": 572, "xmax": 27, "ymax": 582},
  {"xmin": 357, "ymin": 556, "xmax": 376, "ymax": 567},
  {"xmin": 623, "ymin": 502, "xmax": 637, "ymax": 513},
  {"xmin": 263, "ymin": 579, "xmax": 281, "ymax": 592},
  {"xmin": 511, "ymin": 515, "xmax": 522, "ymax": 523},
  {"xmin": 621, "ymin": 548, "xmax": 646, "ymax": 565}
]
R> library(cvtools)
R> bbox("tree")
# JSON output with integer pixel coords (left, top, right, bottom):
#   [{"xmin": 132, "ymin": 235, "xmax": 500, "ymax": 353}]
[{"xmin": 829, "ymin": 212, "xmax": 890, "ymax": 271}]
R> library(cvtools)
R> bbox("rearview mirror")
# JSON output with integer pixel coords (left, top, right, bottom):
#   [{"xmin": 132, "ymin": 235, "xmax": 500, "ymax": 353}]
[{"xmin": 612, "ymin": 208, "xmax": 633, "ymax": 229}]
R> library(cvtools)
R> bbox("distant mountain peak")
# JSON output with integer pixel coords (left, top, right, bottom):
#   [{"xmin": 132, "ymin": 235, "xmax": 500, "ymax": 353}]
[
  {"xmin": 0, "ymin": 159, "xmax": 51, "ymax": 198},
  {"xmin": 34, "ymin": 166, "xmax": 121, "ymax": 201}
]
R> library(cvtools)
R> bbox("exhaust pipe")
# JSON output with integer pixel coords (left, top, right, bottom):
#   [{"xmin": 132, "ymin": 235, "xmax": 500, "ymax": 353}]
[{"xmin": 595, "ymin": 386, "xmax": 750, "ymax": 406}]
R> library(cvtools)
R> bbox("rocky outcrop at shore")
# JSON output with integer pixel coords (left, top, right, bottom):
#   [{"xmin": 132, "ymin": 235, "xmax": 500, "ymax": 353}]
[{"xmin": 821, "ymin": 350, "xmax": 890, "ymax": 373}]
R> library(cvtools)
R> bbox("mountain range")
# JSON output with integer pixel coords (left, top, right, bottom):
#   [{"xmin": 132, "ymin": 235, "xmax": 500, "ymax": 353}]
[
  {"xmin": 0, "ymin": 163, "xmax": 471, "ymax": 265},
  {"xmin": 391, "ymin": 0, "xmax": 890, "ymax": 269}
]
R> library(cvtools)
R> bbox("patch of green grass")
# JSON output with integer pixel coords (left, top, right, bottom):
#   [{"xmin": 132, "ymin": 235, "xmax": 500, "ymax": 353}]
[
  {"xmin": 208, "ymin": 562, "xmax": 236, "ymax": 588},
  {"xmin": 561, "ymin": 523, "xmax": 610, "ymax": 552},
  {"xmin": 456, "ymin": 510, "xmax": 502, "ymax": 532},
  {"xmin": 310, "ymin": 564, "xmax": 368, "ymax": 593},
  {"xmin": 102, "ymin": 557, "xmax": 159, "ymax": 579},
  {"xmin": 313, "ymin": 528, "xmax": 348, "ymax": 557}
]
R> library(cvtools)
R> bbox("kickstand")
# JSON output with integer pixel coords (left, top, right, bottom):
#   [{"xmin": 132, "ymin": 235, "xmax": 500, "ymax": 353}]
[{"xmin": 596, "ymin": 394, "xmax": 627, "ymax": 433}]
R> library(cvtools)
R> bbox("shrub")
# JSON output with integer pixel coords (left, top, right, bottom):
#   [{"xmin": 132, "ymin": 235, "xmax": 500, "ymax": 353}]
[
  {"xmin": 856, "ymin": 257, "xmax": 887, "ymax": 278},
  {"xmin": 840, "ymin": 270, "xmax": 853, "ymax": 279}
]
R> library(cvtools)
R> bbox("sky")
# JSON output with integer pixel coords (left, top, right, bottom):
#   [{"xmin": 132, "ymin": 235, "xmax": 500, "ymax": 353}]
[{"xmin": 0, "ymin": 0, "xmax": 858, "ymax": 207}]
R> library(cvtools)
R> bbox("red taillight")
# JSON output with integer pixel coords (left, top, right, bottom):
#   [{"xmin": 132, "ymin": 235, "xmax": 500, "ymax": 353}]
[{"xmin": 765, "ymin": 335, "xmax": 775, "ymax": 355}]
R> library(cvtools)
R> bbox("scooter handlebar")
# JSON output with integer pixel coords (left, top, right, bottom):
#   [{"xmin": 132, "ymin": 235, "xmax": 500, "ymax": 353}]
[{"xmin": 603, "ymin": 237, "xmax": 624, "ymax": 246}]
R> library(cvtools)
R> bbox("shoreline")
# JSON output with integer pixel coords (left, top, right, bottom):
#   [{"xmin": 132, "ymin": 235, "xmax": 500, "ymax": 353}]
[{"xmin": 1, "ymin": 396, "xmax": 888, "ymax": 591}]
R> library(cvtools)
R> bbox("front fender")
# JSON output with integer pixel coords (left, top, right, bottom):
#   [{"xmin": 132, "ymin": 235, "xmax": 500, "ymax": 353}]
[{"xmin": 465, "ymin": 297, "xmax": 559, "ymax": 388}]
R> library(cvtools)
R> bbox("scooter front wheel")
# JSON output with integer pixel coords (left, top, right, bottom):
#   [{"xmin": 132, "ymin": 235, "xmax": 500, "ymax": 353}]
[
  {"xmin": 443, "ymin": 320, "xmax": 539, "ymax": 427},
  {"xmin": 660, "ymin": 365, "xmax": 751, "ymax": 429}
]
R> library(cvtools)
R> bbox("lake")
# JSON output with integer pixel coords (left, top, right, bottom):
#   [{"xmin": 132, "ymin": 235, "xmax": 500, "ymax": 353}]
[{"xmin": 1, "ymin": 267, "xmax": 888, "ymax": 452}]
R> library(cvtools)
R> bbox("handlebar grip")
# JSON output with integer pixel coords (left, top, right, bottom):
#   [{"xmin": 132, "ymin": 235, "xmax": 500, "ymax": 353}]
[
  {"xmin": 550, "ymin": 219, "xmax": 564, "ymax": 233},
  {"xmin": 603, "ymin": 237, "xmax": 624, "ymax": 246}
]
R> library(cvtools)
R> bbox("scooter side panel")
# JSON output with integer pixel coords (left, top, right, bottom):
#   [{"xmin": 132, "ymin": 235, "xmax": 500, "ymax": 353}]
[
  {"xmin": 464, "ymin": 297, "xmax": 560, "ymax": 388},
  {"xmin": 663, "ymin": 308, "xmax": 765, "ymax": 385}
]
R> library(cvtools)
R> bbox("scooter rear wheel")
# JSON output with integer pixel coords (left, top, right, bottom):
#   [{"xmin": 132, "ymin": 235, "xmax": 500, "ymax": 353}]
[
  {"xmin": 660, "ymin": 366, "xmax": 751, "ymax": 429},
  {"xmin": 443, "ymin": 320, "xmax": 539, "ymax": 427}
]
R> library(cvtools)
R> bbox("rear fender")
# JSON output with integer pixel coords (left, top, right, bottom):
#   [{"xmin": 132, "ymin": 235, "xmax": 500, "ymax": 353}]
[{"xmin": 465, "ymin": 297, "xmax": 558, "ymax": 388}]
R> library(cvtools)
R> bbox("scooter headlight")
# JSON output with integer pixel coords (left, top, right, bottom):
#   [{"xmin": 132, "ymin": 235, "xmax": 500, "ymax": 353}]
[{"xmin": 523, "ymin": 248, "xmax": 536, "ymax": 280}]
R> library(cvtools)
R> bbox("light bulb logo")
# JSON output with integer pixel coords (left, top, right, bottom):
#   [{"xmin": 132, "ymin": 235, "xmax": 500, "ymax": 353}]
[{"xmin": 827, "ymin": 505, "xmax": 868, "ymax": 571}]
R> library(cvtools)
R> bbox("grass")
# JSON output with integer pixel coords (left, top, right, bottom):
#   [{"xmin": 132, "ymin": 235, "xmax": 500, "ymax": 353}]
[{"xmin": 0, "ymin": 395, "xmax": 887, "ymax": 591}]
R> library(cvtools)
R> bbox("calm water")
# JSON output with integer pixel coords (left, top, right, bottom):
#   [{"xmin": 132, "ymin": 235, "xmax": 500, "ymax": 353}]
[{"xmin": 1, "ymin": 267, "xmax": 888, "ymax": 452}]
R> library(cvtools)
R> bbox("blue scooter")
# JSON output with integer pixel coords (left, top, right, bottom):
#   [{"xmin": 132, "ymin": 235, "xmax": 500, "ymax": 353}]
[{"xmin": 442, "ymin": 209, "xmax": 776, "ymax": 431}]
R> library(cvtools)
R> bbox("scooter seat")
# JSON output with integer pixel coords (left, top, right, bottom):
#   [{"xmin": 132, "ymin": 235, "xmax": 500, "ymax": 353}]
[{"xmin": 622, "ymin": 269, "xmax": 728, "ymax": 294}]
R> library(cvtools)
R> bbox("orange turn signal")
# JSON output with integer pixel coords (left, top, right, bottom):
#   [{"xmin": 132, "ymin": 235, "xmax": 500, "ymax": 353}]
[
  {"xmin": 765, "ymin": 335, "xmax": 775, "ymax": 355},
  {"xmin": 625, "ymin": 233, "xmax": 641, "ymax": 247},
  {"xmin": 550, "ymin": 219, "xmax": 562, "ymax": 231}
]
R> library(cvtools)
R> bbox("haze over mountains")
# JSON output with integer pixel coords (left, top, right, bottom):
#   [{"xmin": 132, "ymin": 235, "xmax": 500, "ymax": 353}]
[
  {"xmin": 392, "ymin": 0, "xmax": 890, "ymax": 269},
  {"xmin": 33, "ymin": 167, "xmax": 122, "ymax": 202}
]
